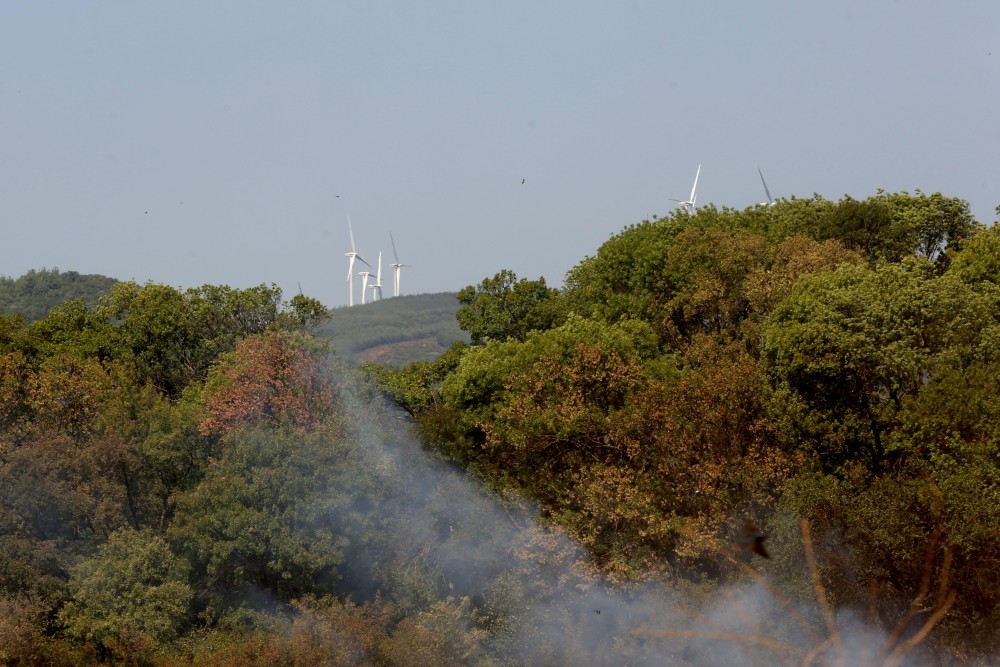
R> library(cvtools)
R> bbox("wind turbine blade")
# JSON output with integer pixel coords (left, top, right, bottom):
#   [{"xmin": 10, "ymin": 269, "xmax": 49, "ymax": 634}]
[
  {"xmin": 390, "ymin": 231, "xmax": 400, "ymax": 264},
  {"xmin": 346, "ymin": 256, "xmax": 356, "ymax": 280},
  {"xmin": 690, "ymin": 164, "xmax": 701, "ymax": 202},
  {"xmin": 376, "ymin": 252, "xmax": 382, "ymax": 282},
  {"xmin": 758, "ymin": 167, "xmax": 773, "ymax": 204},
  {"xmin": 348, "ymin": 216, "xmax": 357, "ymax": 252}
]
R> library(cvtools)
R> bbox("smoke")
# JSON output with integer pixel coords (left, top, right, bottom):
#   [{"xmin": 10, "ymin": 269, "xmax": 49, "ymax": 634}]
[{"xmin": 322, "ymin": 375, "xmax": 953, "ymax": 666}]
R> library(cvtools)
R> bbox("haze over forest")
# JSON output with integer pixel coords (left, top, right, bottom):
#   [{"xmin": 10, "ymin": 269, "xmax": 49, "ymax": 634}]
[{"xmin": 2, "ymin": 190, "xmax": 1000, "ymax": 665}]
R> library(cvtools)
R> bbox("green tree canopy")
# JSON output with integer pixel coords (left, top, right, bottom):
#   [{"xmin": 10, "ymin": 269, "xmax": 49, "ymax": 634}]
[
  {"xmin": 58, "ymin": 527, "xmax": 192, "ymax": 646},
  {"xmin": 0, "ymin": 268, "xmax": 117, "ymax": 322},
  {"xmin": 456, "ymin": 270, "xmax": 563, "ymax": 344},
  {"xmin": 763, "ymin": 258, "xmax": 998, "ymax": 471}
]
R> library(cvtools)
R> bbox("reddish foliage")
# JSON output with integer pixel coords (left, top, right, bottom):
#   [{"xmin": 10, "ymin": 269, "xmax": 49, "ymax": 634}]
[{"xmin": 199, "ymin": 334, "xmax": 335, "ymax": 436}]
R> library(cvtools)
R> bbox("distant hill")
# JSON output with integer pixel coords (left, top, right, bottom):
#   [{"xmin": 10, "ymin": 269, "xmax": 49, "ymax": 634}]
[
  {"xmin": 0, "ymin": 270, "xmax": 466, "ymax": 366},
  {"xmin": 318, "ymin": 292, "xmax": 470, "ymax": 367},
  {"xmin": 0, "ymin": 268, "xmax": 119, "ymax": 322}
]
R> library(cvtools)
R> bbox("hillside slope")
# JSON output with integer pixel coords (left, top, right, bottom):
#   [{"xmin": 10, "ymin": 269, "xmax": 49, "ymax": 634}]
[
  {"xmin": 317, "ymin": 292, "xmax": 470, "ymax": 367},
  {"xmin": 0, "ymin": 268, "xmax": 118, "ymax": 321}
]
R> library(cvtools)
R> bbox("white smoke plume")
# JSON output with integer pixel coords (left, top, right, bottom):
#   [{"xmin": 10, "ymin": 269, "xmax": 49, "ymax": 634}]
[{"xmin": 317, "ymin": 373, "xmax": 958, "ymax": 666}]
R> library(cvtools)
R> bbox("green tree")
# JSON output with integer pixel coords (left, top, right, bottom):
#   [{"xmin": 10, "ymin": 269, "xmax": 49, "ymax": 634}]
[
  {"xmin": 948, "ymin": 223, "xmax": 1000, "ymax": 287},
  {"xmin": 98, "ymin": 282, "xmax": 207, "ymax": 397},
  {"xmin": 456, "ymin": 270, "xmax": 563, "ymax": 344},
  {"xmin": 763, "ymin": 258, "xmax": 996, "ymax": 472},
  {"xmin": 364, "ymin": 340, "xmax": 467, "ymax": 417},
  {"xmin": 279, "ymin": 293, "xmax": 330, "ymax": 332},
  {"xmin": 875, "ymin": 189, "xmax": 981, "ymax": 264},
  {"xmin": 744, "ymin": 235, "xmax": 862, "ymax": 324},
  {"xmin": 98, "ymin": 281, "xmax": 320, "ymax": 398},
  {"xmin": 131, "ymin": 391, "xmax": 212, "ymax": 531},
  {"xmin": 438, "ymin": 315, "xmax": 657, "ymax": 505},
  {"xmin": 58, "ymin": 527, "xmax": 192, "ymax": 646},
  {"xmin": 660, "ymin": 227, "xmax": 776, "ymax": 342},
  {"xmin": 167, "ymin": 428, "xmax": 365, "ymax": 619},
  {"xmin": 563, "ymin": 216, "xmax": 686, "ymax": 335},
  {"xmin": 0, "ymin": 351, "xmax": 31, "ymax": 443},
  {"xmin": 18, "ymin": 298, "xmax": 118, "ymax": 363},
  {"xmin": 562, "ymin": 206, "xmax": 860, "ymax": 349},
  {"xmin": 0, "ymin": 268, "xmax": 117, "ymax": 322},
  {"xmin": 817, "ymin": 197, "xmax": 912, "ymax": 262}
]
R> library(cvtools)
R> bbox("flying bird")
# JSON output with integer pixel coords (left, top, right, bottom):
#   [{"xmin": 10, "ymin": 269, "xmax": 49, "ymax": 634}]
[
  {"xmin": 522, "ymin": 178, "xmax": 525, "ymax": 184},
  {"xmin": 735, "ymin": 519, "xmax": 770, "ymax": 559}
]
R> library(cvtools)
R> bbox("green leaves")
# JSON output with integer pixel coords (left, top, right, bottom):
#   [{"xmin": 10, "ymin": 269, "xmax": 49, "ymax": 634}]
[
  {"xmin": 58, "ymin": 528, "xmax": 192, "ymax": 645},
  {"xmin": 456, "ymin": 270, "xmax": 563, "ymax": 344},
  {"xmin": 875, "ymin": 189, "xmax": 981, "ymax": 264},
  {"xmin": 98, "ymin": 281, "xmax": 327, "ymax": 397},
  {"xmin": 764, "ymin": 258, "xmax": 997, "ymax": 471},
  {"xmin": 0, "ymin": 269, "xmax": 117, "ymax": 323},
  {"xmin": 167, "ymin": 429, "xmax": 358, "ymax": 617}
]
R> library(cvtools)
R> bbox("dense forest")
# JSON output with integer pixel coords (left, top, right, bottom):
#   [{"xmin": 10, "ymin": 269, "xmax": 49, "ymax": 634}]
[
  {"xmin": 1, "ymin": 190, "xmax": 999, "ymax": 665},
  {"xmin": 0, "ymin": 269, "xmax": 118, "ymax": 322}
]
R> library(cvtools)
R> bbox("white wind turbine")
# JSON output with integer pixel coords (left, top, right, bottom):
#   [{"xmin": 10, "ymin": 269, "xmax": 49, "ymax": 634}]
[
  {"xmin": 670, "ymin": 164, "xmax": 701, "ymax": 214},
  {"xmin": 344, "ymin": 216, "xmax": 371, "ymax": 307},
  {"xmin": 357, "ymin": 267, "xmax": 373, "ymax": 305},
  {"xmin": 369, "ymin": 252, "xmax": 384, "ymax": 302},
  {"xmin": 389, "ymin": 231, "xmax": 410, "ymax": 298},
  {"xmin": 757, "ymin": 167, "xmax": 776, "ymax": 207}
]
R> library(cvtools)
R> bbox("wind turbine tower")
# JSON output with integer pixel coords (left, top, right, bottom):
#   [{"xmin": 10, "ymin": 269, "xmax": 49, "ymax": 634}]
[
  {"xmin": 389, "ymin": 231, "xmax": 410, "ymax": 298},
  {"xmin": 344, "ymin": 216, "xmax": 371, "ymax": 307},
  {"xmin": 358, "ymin": 267, "xmax": 372, "ymax": 305},
  {"xmin": 369, "ymin": 252, "xmax": 383, "ymax": 302}
]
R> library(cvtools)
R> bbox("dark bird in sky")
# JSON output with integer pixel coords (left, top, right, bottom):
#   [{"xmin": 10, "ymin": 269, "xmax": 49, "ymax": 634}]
[
  {"xmin": 735, "ymin": 519, "xmax": 770, "ymax": 559},
  {"xmin": 522, "ymin": 178, "xmax": 525, "ymax": 184}
]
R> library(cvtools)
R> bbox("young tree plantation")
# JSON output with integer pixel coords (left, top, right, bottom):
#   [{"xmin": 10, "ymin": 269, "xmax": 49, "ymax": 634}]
[{"xmin": 1, "ymin": 190, "xmax": 999, "ymax": 665}]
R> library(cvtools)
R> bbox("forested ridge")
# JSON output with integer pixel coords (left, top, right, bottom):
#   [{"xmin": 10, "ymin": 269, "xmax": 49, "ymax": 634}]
[
  {"xmin": 0, "ymin": 269, "xmax": 118, "ymax": 322},
  {"xmin": 318, "ymin": 292, "xmax": 470, "ymax": 367},
  {"xmin": 2, "ymin": 190, "xmax": 1000, "ymax": 665}
]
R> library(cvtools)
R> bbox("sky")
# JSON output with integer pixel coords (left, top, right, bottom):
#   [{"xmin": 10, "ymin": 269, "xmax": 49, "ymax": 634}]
[{"xmin": 2, "ymin": 1, "xmax": 998, "ymax": 308}]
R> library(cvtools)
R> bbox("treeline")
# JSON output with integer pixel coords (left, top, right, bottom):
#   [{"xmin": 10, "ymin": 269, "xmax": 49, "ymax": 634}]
[
  {"xmin": 3, "ymin": 189, "xmax": 1000, "ymax": 665},
  {"xmin": 0, "ymin": 269, "xmax": 118, "ymax": 322},
  {"xmin": 372, "ymin": 190, "xmax": 1000, "ymax": 661},
  {"xmin": 0, "ymin": 281, "xmax": 352, "ymax": 663},
  {"xmin": 0, "ymin": 279, "xmax": 661, "ymax": 666}
]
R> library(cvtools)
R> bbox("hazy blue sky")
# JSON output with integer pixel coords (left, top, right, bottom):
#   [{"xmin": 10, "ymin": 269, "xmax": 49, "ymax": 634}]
[{"xmin": 3, "ymin": 2, "xmax": 998, "ymax": 308}]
